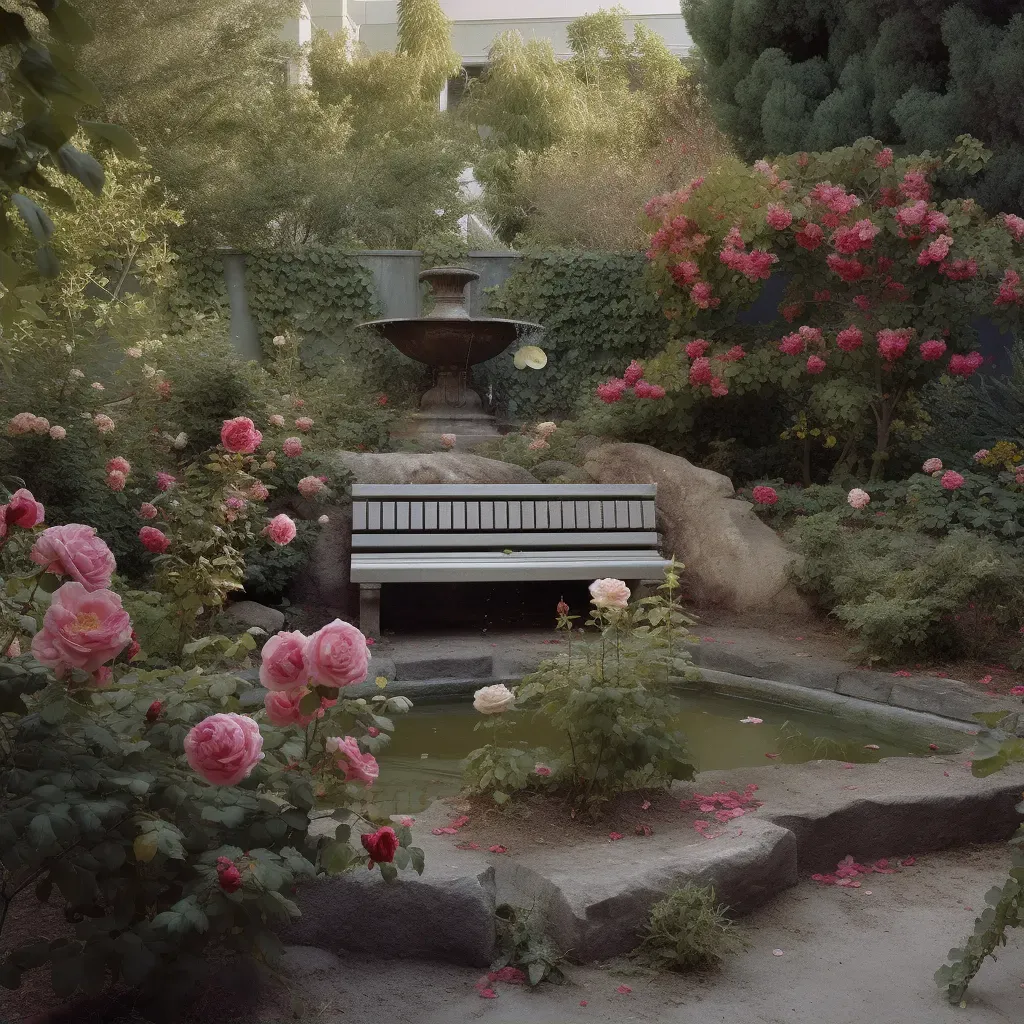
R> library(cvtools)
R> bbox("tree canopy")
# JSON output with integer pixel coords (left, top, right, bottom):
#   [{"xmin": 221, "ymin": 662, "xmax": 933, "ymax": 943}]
[{"xmin": 682, "ymin": 0, "xmax": 1024, "ymax": 214}]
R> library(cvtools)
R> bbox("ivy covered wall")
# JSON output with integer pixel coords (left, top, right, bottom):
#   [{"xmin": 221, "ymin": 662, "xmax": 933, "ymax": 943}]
[{"xmin": 481, "ymin": 251, "xmax": 672, "ymax": 420}]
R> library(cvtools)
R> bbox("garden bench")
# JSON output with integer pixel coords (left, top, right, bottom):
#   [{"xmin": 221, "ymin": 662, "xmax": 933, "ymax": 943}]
[{"xmin": 350, "ymin": 483, "xmax": 670, "ymax": 637}]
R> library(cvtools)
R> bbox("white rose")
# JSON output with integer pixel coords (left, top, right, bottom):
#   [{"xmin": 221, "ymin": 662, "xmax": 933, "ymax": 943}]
[
  {"xmin": 473, "ymin": 683, "xmax": 516, "ymax": 715},
  {"xmin": 273, "ymin": 334, "xmax": 287, "ymax": 347},
  {"xmin": 318, "ymin": 514, "xmax": 329, "ymax": 525},
  {"xmin": 173, "ymin": 432, "xmax": 188, "ymax": 449},
  {"xmin": 589, "ymin": 577, "xmax": 631, "ymax": 610},
  {"xmin": 536, "ymin": 421, "xmax": 557, "ymax": 437}
]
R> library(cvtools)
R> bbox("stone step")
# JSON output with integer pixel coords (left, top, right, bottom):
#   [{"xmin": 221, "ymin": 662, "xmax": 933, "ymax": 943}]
[{"xmin": 392, "ymin": 653, "xmax": 494, "ymax": 681}]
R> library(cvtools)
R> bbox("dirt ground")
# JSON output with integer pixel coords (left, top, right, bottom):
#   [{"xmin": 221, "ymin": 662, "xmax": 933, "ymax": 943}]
[{"xmin": 247, "ymin": 844, "xmax": 1024, "ymax": 1024}]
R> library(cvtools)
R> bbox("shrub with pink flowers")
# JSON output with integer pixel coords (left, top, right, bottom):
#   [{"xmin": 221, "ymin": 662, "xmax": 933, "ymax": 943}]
[
  {"xmin": 0, "ymin": 499, "xmax": 422, "ymax": 1006},
  {"xmin": 596, "ymin": 139, "xmax": 1024, "ymax": 481}
]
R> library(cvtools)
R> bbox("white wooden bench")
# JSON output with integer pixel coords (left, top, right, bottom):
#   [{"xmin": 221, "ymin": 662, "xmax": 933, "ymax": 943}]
[{"xmin": 350, "ymin": 483, "xmax": 669, "ymax": 636}]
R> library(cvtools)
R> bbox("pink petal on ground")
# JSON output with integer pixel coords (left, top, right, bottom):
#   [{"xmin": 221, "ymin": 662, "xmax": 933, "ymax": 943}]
[
  {"xmin": 432, "ymin": 827, "xmax": 458, "ymax": 835},
  {"xmin": 641, "ymin": 800, "xmax": 652, "ymax": 811},
  {"xmin": 864, "ymin": 744, "xmax": 880, "ymax": 750},
  {"xmin": 489, "ymin": 845, "xmax": 508, "ymax": 854},
  {"xmin": 765, "ymin": 752, "xmax": 781, "ymax": 759},
  {"xmin": 943, "ymin": 771, "xmax": 950, "ymax": 776},
  {"xmin": 703, "ymin": 637, "xmax": 716, "ymax": 642},
  {"xmin": 901, "ymin": 856, "xmax": 916, "ymax": 866},
  {"xmin": 608, "ymin": 832, "xmax": 624, "ymax": 841},
  {"xmin": 477, "ymin": 987, "xmax": 498, "ymax": 999},
  {"xmin": 772, "ymin": 949, "xmax": 785, "ymax": 956},
  {"xmin": 451, "ymin": 815, "xmax": 470, "ymax": 829},
  {"xmin": 841, "ymin": 763, "xmax": 855, "ymax": 769},
  {"xmin": 740, "ymin": 716, "xmax": 764, "ymax": 724},
  {"xmin": 616, "ymin": 984, "xmax": 632, "ymax": 994},
  {"xmin": 580, "ymin": 1000, "xmax": 588, "ymax": 1006},
  {"xmin": 491, "ymin": 967, "xmax": 526, "ymax": 984}
]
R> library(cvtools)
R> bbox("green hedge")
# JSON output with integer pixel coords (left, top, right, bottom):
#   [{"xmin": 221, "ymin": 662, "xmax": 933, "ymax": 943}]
[{"xmin": 480, "ymin": 251, "xmax": 672, "ymax": 420}]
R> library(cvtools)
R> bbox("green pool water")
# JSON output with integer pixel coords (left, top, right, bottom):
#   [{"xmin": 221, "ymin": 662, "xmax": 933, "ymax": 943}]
[{"xmin": 368, "ymin": 689, "xmax": 966, "ymax": 816}]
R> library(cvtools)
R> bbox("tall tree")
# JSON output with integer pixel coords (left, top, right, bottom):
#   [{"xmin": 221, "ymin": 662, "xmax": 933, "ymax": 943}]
[
  {"xmin": 682, "ymin": 0, "xmax": 1024, "ymax": 214},
  {"xmin": 396, "ymin": 0, "xmax": 461, "ymax": 98}
]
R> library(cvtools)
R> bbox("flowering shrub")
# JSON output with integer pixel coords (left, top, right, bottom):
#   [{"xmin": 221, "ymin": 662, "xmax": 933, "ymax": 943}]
[
  {"xmin": 464, "ymin": 565, "xmax": 698, "ymax": 815},
  {"xmin": 0, "ymin": 497, "xmax": 422, "ymax": 1006},
  {"xmin": 604, "ymin": 138, "xmax": 1024, "ymax": 480}
]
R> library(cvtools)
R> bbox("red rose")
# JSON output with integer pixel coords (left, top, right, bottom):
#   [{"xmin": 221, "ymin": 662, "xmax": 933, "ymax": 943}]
[
  {"xmin": 217, "ymin": 860, "xmax": 243, "ymax": 892},
  {"xmin": 556, "ymin": 600, "xmax": 569, "ymax": 616},
  {"xmin": 361, "ymin": 826, "xmax": 399, "ymax": 865},
  {"xmin": 146, "ymin": 700, "xmax": 163, "ymax": 722}
]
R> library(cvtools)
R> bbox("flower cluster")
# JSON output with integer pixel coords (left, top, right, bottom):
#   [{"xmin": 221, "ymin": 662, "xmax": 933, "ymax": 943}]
[{"xmin": 595, "ymin": 360, "xmax": 665, "ymax": 403}]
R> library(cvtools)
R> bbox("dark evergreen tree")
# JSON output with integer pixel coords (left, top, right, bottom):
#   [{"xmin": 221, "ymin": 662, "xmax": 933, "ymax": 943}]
[{"xmin": 682, "ymin": 0, "xmax": 1024, "ymax": 213}]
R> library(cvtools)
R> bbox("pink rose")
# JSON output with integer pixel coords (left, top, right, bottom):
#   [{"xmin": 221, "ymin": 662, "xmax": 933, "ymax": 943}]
[
  {"xmin": 922, "ymin": 458, "xmax": 943, "ymax": 474},
  {"xmin": 263, "ymin": 513, "xmax": 297, "ymax": 545},
  {"xmin": 847, "ymin": 488, "xmax": 871, "ymax": 509},
  {"xmin": 93, "ymin": 414, "xmax": 115, "ymax": 433},
  {"xmin": 30, "ymin": 524, "xmax": 116, "ymax": 591},
  {"xmin": 139, "ymin": 502, "xmax": 158, "ymax": 520},
  {"xmin": 263, "ymin": 687, "xmax": 319, "ymax": 728},
  {"xmin": 535, "ymin": 763, "xmax": 552, "ymax": 777},
  {"xmin": 588, "ymin": 578, "xmax": 631, "ymax": 610},
  {"xmin": 941, "ymin": 470, "xmax": 965, "ymax": 491},
  {"xmin": 325, "ymin": 735, "xmax": 378, "ymax": 786},
  {"xmin": 440, "ymin": 433, "xmax": 457, "ymax": 449},
  {"xmin": 106, "ymin": 471, "xmax": 126, "ymax": 492},
  {"xmin": 6, "ymin": 488, "xmax": 44, "ymax": 528},
  {"xmin": 248, "ymin": 482, "xmax": 270, "ymax": 501},
  {"xmin": 156, "ymin": 472, "xmax": 176, "ymax": 492},
  {"xmin": 220, "ymin": 416, "xmax": 263, "ymax": 454},
  {"xmin": 106, "ymin": 457, "xmax": 131, "ymax": 475},
  {"xmin": 139, "ymin": 526, "xmax": 170, "ymax": 553},
  {"xmin": 297, "ymin": 476, "xmax": 325, "ymax": 498},
  {"xmin": 295, "ymin": 417, "xmax": 314, "ymax": 432},
  {"xmin": 269, "ymin": 414, "xmax": 286, "ymax": 428},
  {"xmin": 307, "ymin": 619, "xmax": 370, "ymax": 689},
  {"xmin": 751, "ymin": 485, "xmax": 778, "ymax": 506},
  {"xmin": 48, "ymin": 426, "xmax": 66, "ymax": 440},
  {"xmin": 259, "ymin": 630, "xmax": 309, "ymax": 691},
  {"xmin": 31, "ymin": 582, "xmax": 132, "ymax": 675},
  {"xmin": 185, "ymin": 712, "xmax": 264, "ymax": 786},
  {"xmin": 282, "ymin": 436, "xmax": 303, "ymax": 458}
]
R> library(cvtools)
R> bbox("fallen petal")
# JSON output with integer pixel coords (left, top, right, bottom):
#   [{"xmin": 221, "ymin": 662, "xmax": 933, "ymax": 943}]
[
  {"xmin": 864, "ymin": 744, "xmax": 880, "ymax": 750},
  {"xmin": 772, "ymin": 949, "xmax": 784, "ymax": 956},
  {"xmin": 740, "ymin": 716, "xmax": 764, "ymax": 724},
  {"xmin": 616, "ymin": 984, "xmax": 632, "ymax": 994}
]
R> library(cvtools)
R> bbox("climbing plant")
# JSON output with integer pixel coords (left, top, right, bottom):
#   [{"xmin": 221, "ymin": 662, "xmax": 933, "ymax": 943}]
[{"xmin": 481, "ymin": 251, "xmax": 672, "ymax": 419}]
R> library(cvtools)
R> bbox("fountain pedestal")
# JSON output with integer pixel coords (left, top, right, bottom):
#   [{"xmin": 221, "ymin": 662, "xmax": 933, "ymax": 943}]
[{"xmin": 359, "ymin": 267, "xmax": 539, "ymax": 451}]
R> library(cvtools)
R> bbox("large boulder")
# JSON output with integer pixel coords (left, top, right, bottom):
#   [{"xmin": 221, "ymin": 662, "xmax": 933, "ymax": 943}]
[
  {"xmin": 583, "ymin": 443, "xmax": 808, "ymax": 614},
  {"xmin": 289, "ymin": 452, "xmax": 537, "ymax": 619}
]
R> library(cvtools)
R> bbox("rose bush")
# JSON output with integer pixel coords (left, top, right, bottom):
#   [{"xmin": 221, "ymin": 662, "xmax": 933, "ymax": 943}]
[
  {"xmin": 0, "ymin": 483, "xmax": 424, "ymax": 1013},
  {"xmin": 588, "ymin": 137, "xmax": 1024, "ymax": 482}
]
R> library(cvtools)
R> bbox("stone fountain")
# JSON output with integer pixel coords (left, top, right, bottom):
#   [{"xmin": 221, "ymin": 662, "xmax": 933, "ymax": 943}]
[{"xmin": 359, "ymin": 266, "xmax": 542, "ymax": 449}]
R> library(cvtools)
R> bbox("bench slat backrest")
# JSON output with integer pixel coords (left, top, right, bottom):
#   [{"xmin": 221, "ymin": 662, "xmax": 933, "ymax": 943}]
[{"xmin": 351, "ymin": 483, "xmax": 658, "ymax": 552}]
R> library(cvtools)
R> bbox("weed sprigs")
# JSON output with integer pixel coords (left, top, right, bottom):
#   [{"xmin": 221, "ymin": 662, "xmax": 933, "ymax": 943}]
[
  {"xmin": 635, "ymin": 885, "xmax": 745, "ymax": 972},
  {"xmin": 493, "ymin": 904, "xmax": 565, "ymax": 987}
]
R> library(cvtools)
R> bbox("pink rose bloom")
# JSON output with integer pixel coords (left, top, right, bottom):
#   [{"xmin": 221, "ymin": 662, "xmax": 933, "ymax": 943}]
[
  {"xmin": 139, "ymin": 502, "xmax": 158, "ymax": 520},
  {"xmin": 106, "ymin": 471, "xmax": 126, "ymax": 492},
  {"xmin": 752, "ymin": 485, "xmax": 778, "ymax": 506},
  {"xmin": 9, "ymin": 412, "xmax": 38, "ymax": 435},
  {"xmin": 922, "ymin": 458, "xmax": 943, "ymax": 474},
  {"xmin": 535, "ymin": 763, "xmax": 552, "ymax": 777},
  {"xmin": 6, "ymin": 488, "xmax": 44, "ymax": 528},
  {"xmin": 875, "ymin": 148, "xmax": 893, "ymax": 168},
  {"xmin": 269, "ymin": 414, "xmax": 286, "ymax": 428},
  {"xmin": 973, "ymin": 449, "xmax": 990, "ymax": 463},
  {"xmin": 685, "ymin": 339, "xmax": 709, "ymax": 359},
  {"xmin": 589, "ymin": 577, "xmax": 631, "ymax": 610},
  {"xmin": 919, "ymin": 339, "xmax": 947, "ymax": 361},
  {"xmin": 941, "ymin": 470, "xmax": 965, "ymax": 491},
  {"xmin": 528, "ymin": 438, "xmax": 549, "ymax": 451},
  {"xmin": 263, "ymin": 513, "xmax": 297, "ymax": 545},
  {"xmin": 30, "ymin": 524, "xmax": 116, "ymax": 591},
  {"xmin": 295, "ymin": 417, "xmax": 314, "ymax": 432},
  {"xmin": 282, "ymin": 436, "xmax": 303, "ymax": 458},
  {"xmin": 93, "ymin": 414, "xmax": 115, "ymax": 433},
  {"xmin": 1016, "ymin": 466, "xmax": 1024, "ymax": 485},
  {"xmin": 248, "ymin": 482, "xmax": 270, "ymax": 501},
  {"xmin": 307, "ymin": 619, "xmax": 370, "ymax": 688},
  {"xmin": 6, "ymin": 638, "xmax": 21, "ymax": 657},
  {"xmin": 263, "ymin": 687, "xmax": 319, "ymax": 728},
  {"xmin": 156, "ymin": 472, "xmax": 176, "ymax": 492},
  {"xmin": 184, "ymin": 712, "xmax": 264, "ymax": 786},
  {"xmin": 806, "ymin": 355, "xmax": 826, "ymax": 374},
  {"xmin": 49, "ymin": 426, "xmax": 66, "ymax": 440},
  {"xmin": 325, "ymin": 735, "xmax": 379, "ymax": 786},
  {"xmin": 220, "ymin": 416, "xmax": 263, "ymax": 454},
  {"xmin": 765, "ymin": 204, "xmax": 792, "ymax": 230},
  {"xmin": 297, "ymin": 476, "xmax": 325, "ymax": 498},
  {"xmin": 31, "ymin": 582, "xmax": 132, "ymax": 675},
  {"xmin": 440, "ymin": 433, "xmax": 457, "ymax": 449},
  {"xmin": 139, "ymin": 526, "xmax": 170, "ymax": 553},
  {"xmin": 847, "ymin": 488, "xmax": 871, "ymax": 509},
  {"xmin": 623, "ymin": 360, "xmax": 645, "ymax": 386},
  {"xmin": 106, "ymin": 457, "xmax": 130, "ymax": 475},
  {"xmin": 836, "ymin": 326, "xmax": 863, "ymax": 352},
  {"xmin": 259, "ymin": 630, "xmax": 309, "ymax": 691}
]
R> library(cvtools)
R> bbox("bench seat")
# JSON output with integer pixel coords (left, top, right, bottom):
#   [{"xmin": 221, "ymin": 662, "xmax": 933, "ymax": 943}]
[{"xmin": 349, "ymin": 483, "xmax": 669, "ymax": 635}]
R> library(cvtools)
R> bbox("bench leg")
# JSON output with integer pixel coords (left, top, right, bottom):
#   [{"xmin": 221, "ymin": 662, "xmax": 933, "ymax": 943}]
[{"xmin": 359, "ymin": 584, "xmax": 381, "ymax": 639}]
